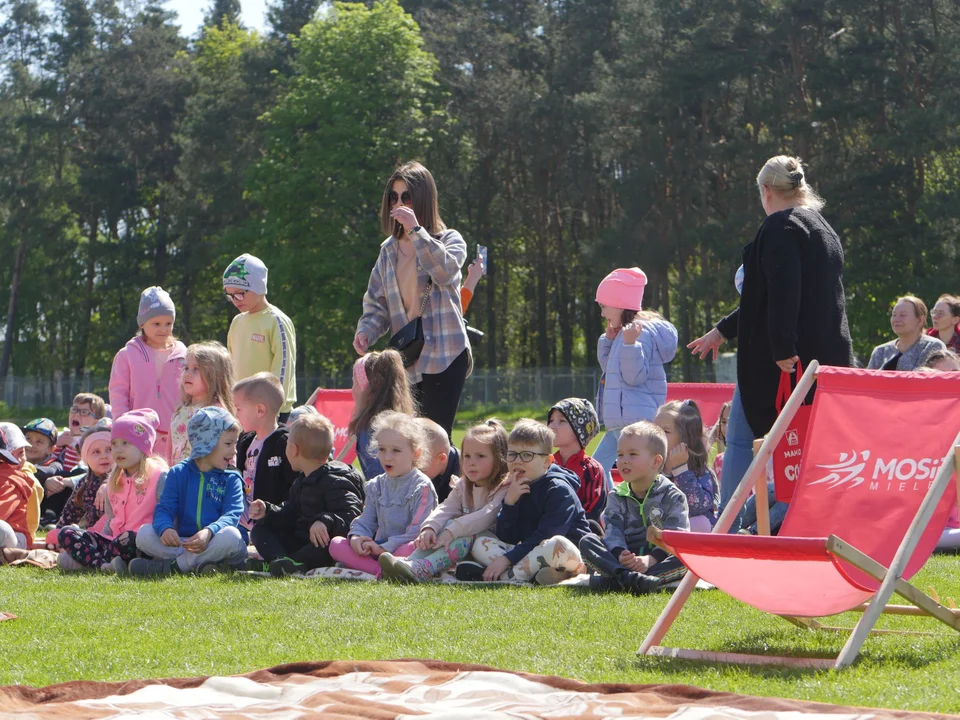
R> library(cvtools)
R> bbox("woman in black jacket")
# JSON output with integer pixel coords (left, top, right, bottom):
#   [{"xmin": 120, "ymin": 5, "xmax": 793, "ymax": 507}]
[{"xmin": 689, "ymin": 156, "xmax": 854, "ymax": 530}]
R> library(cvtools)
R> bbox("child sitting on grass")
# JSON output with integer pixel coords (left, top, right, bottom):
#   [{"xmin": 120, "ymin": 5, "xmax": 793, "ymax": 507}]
[
  {"xmin": 0, "ymin": 426, "xmax": 42, "ymax": 559},
  {"xmin": 329, "ymin": 411, "xmax": 437, "ymax": 578},
  {"xmin": 379, "ymin": 419, "xmax": 510, "ymax": 583},
  {"xmin": 579, "ymin": 421, "xmax": 689, "ymax": 594},
  {"xmin": 458, "ymin": 419, "xmax": 591, "ymax": 586},
  {"xmin": 23, "ymin": 418, "xmax": 63, "ymax": 485},
  {"xmin": 248, "ymin": 414, "xmax": 365, "ymax": 576},
  {"xmin": 547, "ymin": 398, "xmax": 605, "ymax": 526},
  {"xmin": 416, "ymin": 417, "xmax": 460, "ymax": 503},
  {"xmin": 57, "ymin": 410, "xmax": 167, "ymax": 573},
  {"xmin": 46, "ymin": 420, "xmax": 115, "ymax": 545},
  {"xmin": 234, "ymin": 372, "xmax": 298, "ymax": 540},
  {"xmin": 131, "ymin": 407, "xmax": 246, "ymax": 576},
  {"xmin": 653, "ymin": 400, "xmax": 718, "ymax": 531},
  {"xmin": 42, "ymin": 393, "xmax": 105, "ymax": 524}
]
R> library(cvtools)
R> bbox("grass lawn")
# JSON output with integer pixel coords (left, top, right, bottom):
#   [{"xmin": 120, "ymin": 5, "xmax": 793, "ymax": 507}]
[{"xmin": 2, "ymin": 557, "xmax": 960, "ymax": 712}]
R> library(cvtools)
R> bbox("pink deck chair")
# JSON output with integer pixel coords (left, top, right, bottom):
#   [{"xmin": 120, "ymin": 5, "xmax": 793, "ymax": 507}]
[{"xmin": 639, "ymin": 363, "xmax": 960, "ymax": 669}]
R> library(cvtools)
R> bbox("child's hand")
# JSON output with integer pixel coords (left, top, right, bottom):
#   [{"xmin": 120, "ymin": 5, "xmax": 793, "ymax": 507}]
[
  {"xmin": 44, "ymin": 477, "xmax": 65, "ymax": 495},
  {"xmin": 667, "ymin": 443, "xmax": 689, "ymax": 472},
  {"xmin": 637, "ymin": 554, "xmax": 655, "ymax": 572},
  {"xmin": 160, "ymin": 529, "xmax": 182, "ymax": 548},
  {"xmin": 94, "ymin": 484, "xmax": 107, "ymax": 513},
  {"xmin": 504, "ymin": 476, "xmax": 531, "ymax": 505},
  {"xmin": 249, "ymin": 499, "xmax": 266, "ymax": 521},
  {"xmin": 646, "ymin": 526, "xmax": 667, "ymax": 552},
  {"xmin": 604, "ymin": 320, "xmax": 620, "ymax": 341},
  {"xmin": 483, "ymin": 554, "xmax": 512, "ymax": 581},
  {"xmin": 436, "ymin": 529, "xmax": 455, "ymax": 548},
  {"xmin": 55, "ymin": 434, "xmax": 71, "ymax": 448},
  {"xmin": 353, "ymin": 334, "xmax": 368, "ymax": 356},
  {"xmin": 390, "ymin": 205, "xmax": 419, "ymax": 233},
  {"xmin": 621, "ymin": 320, "xmax": 643, "ymax": 345},
  {"xmin": 361, "ymin": 539, "xmax": 384, "ymax": 557},
  {"xmin": 182, "ymin": 528, "xmax": 213, "ymax": 553},
  {"xmin": 618, "ymin": 549, "xmax": 638, "ymax": 567},
  {"xmin": 350, "ymin": 535, "xmax": 373, "ymax": 556},
  {"xmin": 415, "ymin": 528, "xmax": 437, "ymax": 551},
  {"xmin": 309, "ymin": 520, "xmax": 330, "ymax": 548}
]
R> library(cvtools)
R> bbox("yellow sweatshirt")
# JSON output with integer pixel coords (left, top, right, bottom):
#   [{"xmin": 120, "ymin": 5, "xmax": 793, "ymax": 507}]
[
  {"xmin": 22, "ymin": 461, "xmax": 44, "ymax": 538},
  {"xmin": 227, "ymin": 303, "xmax": 298, "ymax": 413}
]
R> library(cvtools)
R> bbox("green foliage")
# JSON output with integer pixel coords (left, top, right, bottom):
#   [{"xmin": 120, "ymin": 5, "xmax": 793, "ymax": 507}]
[
  {"xmin": 247, "ymin": 0, "xmax": 447, "ymax": 374},
  {"xmin": 2, "ymin": 559, "xmax": 960, "ymax": 711}
]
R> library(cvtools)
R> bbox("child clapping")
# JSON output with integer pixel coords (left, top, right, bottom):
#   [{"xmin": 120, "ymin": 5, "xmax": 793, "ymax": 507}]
[{"xmin": 248, "ymin": 414, "xmax": 365, "ymax": 576}]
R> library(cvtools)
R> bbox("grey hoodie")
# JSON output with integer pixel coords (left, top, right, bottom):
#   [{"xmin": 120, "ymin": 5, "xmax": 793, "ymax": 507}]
[{"xmin": 602, "ymin": 475, "xmax": 689, "ymax": 558}]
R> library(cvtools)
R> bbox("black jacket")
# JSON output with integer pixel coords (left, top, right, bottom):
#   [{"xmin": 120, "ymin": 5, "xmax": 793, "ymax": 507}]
[
  {"xmin": 717, "ymin": 207, "xmax": 854, "ymax": 436},
  {"xmin": 260, "ymin": 461, "xmax": 365, "ymax": 541},
  {"xmin": 237, "ymin": 428, "xmax": 298, "ymax": 507},
  {"xmin": 432, "ymin": 446, "xmax": 461, "ymax": 503}
]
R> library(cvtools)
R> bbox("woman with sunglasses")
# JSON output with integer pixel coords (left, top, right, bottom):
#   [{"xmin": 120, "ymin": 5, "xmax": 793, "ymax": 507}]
[{"xmin": 354, "ymin": 162, "xmax": 471, "ymax": 438}]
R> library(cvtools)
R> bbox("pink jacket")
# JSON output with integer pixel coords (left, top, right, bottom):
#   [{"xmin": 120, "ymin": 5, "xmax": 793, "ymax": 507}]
[
  {"xmin": 109, "ymin": 336, "xmax": 186, "ymax": 436},
  {"xmin": 420, "ymin": 476, "xmax": 509, "ymax": 540},
  {"xmin": 90, "ymin": 461, "xmax": 167, "ymax": 540}
]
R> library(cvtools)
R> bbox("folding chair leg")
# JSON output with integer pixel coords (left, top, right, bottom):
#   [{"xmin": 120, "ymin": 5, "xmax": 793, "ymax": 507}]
[
  {"xmin": 833, "ymin": 439, "xmax": 960, "ymax": 669},
  {"xmin": 637, "ymin": 571, "xmax": 700, "ymax": 654}
]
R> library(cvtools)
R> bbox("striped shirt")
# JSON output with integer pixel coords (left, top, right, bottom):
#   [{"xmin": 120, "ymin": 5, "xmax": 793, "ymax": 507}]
[
  {"xmin": 228, "ymin": 303, "xmax": 298, "ymax": 413},
  {"xmin": 357, "ymin": 228, "xmax": 472, "ymax": 382}
]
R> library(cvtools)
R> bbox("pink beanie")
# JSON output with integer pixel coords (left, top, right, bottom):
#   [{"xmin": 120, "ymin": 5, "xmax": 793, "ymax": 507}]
[
  {"xmin": 596, "ymin": 267, "xmax": 647, "ymax": 312},
  {"xmin": 112, "ymin": 409, "xmax": 160, "ymax": 458}
]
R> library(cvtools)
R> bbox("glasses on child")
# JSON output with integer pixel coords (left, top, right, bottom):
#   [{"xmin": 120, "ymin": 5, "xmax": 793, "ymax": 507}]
[
  {"xmin": 69, "ymin": 406, "xmax": 93, "ymax": 417},
  {"xmin": 507, "ymin": 450, "xmax": 550, "ymax": 462},
  {"xmin": 388, "ymin": 191, "xmax": 412, "ymax": 206},
  {"xmin": 224, "ymin": 290, "xmax": 247, "ymax": 303}
]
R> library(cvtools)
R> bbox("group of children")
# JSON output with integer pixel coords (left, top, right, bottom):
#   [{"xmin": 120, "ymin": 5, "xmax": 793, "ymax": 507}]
[{"xmin": 0, "ymin": 261, "xmax": 733, "ymax": 590}]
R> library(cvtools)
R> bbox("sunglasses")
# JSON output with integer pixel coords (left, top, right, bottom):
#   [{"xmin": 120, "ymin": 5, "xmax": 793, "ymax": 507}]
[
  {"xmin": 388, "ymin": 191, "xmax": 412, "ymax": 206},
  {"xmin": 224, "ymin": 290, "xmax": 247, "ymax": 303},
  {"xmin": 507, "ymin": 450, "xmax": 550, "ymax": 463}
]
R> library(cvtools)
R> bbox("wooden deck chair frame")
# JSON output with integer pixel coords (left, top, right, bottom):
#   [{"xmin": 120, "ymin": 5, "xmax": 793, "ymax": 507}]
[{"xmin": 638, "ymin": 360, "xmax": 960, "ymax": 670}]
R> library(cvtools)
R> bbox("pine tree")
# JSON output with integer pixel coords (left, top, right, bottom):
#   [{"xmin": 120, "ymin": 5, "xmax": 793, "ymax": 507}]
[{"xmin": 204, "ymin": 0, "xmax": 241, "ymax": 30}]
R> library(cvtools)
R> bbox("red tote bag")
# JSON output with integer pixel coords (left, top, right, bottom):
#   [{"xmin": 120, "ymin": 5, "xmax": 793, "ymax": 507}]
[{"xmin": 772, "ymin": 362, "xmax": 811, "ymax": 503}]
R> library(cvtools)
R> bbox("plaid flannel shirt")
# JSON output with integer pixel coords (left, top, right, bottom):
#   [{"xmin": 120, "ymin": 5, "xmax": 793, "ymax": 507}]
[{"xmin": 357, "ymin": 228, "xmax": 472, "ymax": 382}]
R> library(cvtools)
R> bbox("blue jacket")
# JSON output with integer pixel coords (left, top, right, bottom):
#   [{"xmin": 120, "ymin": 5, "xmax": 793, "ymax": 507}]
[
  {"xmin": 596, "ymin": 317, "xmax": 678, "ymax": 429},
  {"xmin": 495, "ymin": 464, "xmax": 591, "ymax": 565},
  {"xmin": 152, "ymin": 460, "xmax": 244, "ymax": 538}
]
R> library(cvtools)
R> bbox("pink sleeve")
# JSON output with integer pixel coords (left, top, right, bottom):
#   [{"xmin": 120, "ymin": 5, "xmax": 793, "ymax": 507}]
[
  {"xmin": 108, "ymin": 347, "xmax": 132, "ymax": 418},
  {"xmin": 421, "ymin": 476, "xmax": 467, "ymax": 534}
]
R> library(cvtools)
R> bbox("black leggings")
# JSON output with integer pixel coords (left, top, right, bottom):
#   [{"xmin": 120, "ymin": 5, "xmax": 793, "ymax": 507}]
[{"xmin": 415, "ymin": 349, "xmax": 469, "ymax": 438}]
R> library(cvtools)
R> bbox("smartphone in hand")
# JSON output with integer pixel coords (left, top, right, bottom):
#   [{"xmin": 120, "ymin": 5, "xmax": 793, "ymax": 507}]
[{"xmin": 477, "ymin": 245, "xmax": 488, "ymax": 275}]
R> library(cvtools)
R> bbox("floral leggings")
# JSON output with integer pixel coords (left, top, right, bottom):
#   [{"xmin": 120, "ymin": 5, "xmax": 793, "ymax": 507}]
[{"xmin": 59, "ymin": 527, "xmax": 139, "ymax": 569}]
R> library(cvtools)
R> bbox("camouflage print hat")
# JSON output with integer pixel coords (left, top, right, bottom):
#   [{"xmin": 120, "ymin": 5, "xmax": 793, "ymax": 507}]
[
  {"xmin": 23, "ymin": 417, "xmax": 59, "ymax": 444},
  {"xmin": 548, "ymin": 398, "xmax": 600, "ymax": 450}
]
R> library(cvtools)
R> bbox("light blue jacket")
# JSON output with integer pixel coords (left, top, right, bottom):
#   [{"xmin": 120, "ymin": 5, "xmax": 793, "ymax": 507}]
[
  {"xmin": 596, "ymin": 317, "xmax": 678, "ymax": 429},
  {"xmin": 348, "ymin": 468, "xmax": 438, "ymax": 553}
]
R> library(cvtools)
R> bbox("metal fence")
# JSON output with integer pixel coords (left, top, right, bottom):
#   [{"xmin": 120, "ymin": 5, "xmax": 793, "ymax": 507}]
[{"xmin": 2, "ymin": 356, "xmax": 737, "ymax": 412}]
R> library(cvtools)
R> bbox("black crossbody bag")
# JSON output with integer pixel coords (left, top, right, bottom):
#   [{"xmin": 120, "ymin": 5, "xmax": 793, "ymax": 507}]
[{"xmin": 388, "ymin": 279, "xmax": 432, "ymax": 368}]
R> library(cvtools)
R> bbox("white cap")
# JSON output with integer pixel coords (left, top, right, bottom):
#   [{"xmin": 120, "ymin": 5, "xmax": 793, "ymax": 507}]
[{"xmin": 0, "ymin": 422, "xmax": 31, "ymax": 451}]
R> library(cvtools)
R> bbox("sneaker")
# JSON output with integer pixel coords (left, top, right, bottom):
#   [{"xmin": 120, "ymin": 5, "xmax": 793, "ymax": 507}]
[
  {"xmin": 617, "ymin": 569, "xmax": 661, "ymax": 595},
  {"xmin": 378, "ymin": 553, "xmax": 421, "ymax": 584},
  {"xmin": 454, "ymin": 560, "xmax": 486, "ymax": 582},
  {"xmin": 269, "ymin": 557, "xmax": 306, "ymax": 577},
  {"xmin": 56, "ymin": 553, "xmax": 84, "ymax": 571},
  {"xmin": 196, "ymin": 561, "xmax": 237, "ymax": 575},
  {"xmin": 242, "ymin": 558, "xmax": 270, "ymax": 573},
  {"xmin": 587, "ymin": 573, "xmax": 620, "ymax": 591},
  {"xmin": 129, "ymin": 558, "xmax": 176, "ymax": 577},
  {"xmin": 534, "ymin": 567, "xmax": 570, "ymax": 586},
  {"xmin": 100, "ymin": 557, "xmax": 128, "ymax": 575}
]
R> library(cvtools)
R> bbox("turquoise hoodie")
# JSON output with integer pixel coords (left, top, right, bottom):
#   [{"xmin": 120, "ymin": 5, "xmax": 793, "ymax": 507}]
[{"xmin": 152, "ymin": 459, "xmax": 244, "ymax": 538}]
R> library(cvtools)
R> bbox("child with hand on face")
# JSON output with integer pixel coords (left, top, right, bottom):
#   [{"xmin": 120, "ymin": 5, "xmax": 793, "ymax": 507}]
[
  {"xmin": 45, "ymin": 420, "xmax": 116, "ymax": 548},
  {"xmin": 547, "ymin": 399, "xmax": 605, "ymax": 526},
  {"xmin": 109, "ymin": 286, "xmax": 187, "ymax": 463},
  {"xmin": 248, "ymin": 414, "xmax": 365, "ymax": 576},
  {"xmin": 328, "ymin": 411, "xmax": 438, "ymax": 578},
  {"xmin": 579, "ymin": 421, "xmax": 690, "ymax": 594},
  {"xmin": 458, "ymin": 420, "xmax": 591, "ymax": 586},
  {"xmin": 56, "ymin": 410, "xmax": 167, "ymax": 573},
  {"xmin": 170, "ymin": 341, "xmax": 236, "ymax": 465},
  {"xmin": 653, "ymin": 400, "xmax": 718, "ymax": 532},
  {"xmin": 131, "ymin": 407, "xmax": 247, "ymax": 576},
  {"xmin": 379, "ymin": 419, "xmax": 510, "ymax": 583}
]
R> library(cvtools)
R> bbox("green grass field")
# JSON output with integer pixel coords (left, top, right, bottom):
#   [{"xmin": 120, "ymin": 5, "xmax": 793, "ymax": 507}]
[{"xmin": 2, "ymin": 557, "xmax": 960, "ymax": 712}]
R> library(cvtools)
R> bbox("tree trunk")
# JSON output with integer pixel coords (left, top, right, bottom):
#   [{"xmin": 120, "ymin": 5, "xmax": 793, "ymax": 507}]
[
  {"xmin": 75, "ymin": 220, "xmax": 98, "ymax": 377},
  {"xmin": 0, "ymin": 237, "xmax": 29, "ymax": 381}
]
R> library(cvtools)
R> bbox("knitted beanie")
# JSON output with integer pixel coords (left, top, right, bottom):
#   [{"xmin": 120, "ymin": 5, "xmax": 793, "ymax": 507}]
[
  {"xmin": 137, "ymin": 286, "xmax": 176, "ymax": 327},
  {"xmin": 223, "ymin": 254, "xmax": 268, "ymax": 295},
  {"xmin": 548, "ymin": 399, "xmax": 600, "ymax": 450},
  {"xmin": 596, "ymin": 267, "xmax": 647, "ymax": 312},
  {"xmin": 112, "ymin": 409, "xmax": 160, "ymax": 458},
  {"xmin": 80, "ymin": 419, "xmax": 113, "ymax": 468}
]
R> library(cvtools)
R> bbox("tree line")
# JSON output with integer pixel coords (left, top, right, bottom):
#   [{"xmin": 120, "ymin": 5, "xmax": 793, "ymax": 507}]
[{"xmin": 1, "ymin": 0, "xmax": 958, "ymax": 384}]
